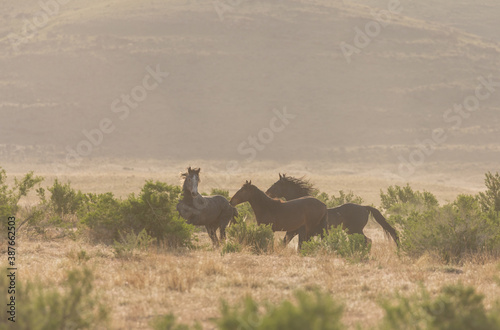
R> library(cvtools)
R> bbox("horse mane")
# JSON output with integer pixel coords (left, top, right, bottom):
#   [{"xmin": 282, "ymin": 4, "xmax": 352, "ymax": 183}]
[
  {"xmin": 280, "ymin": 174, "xmax": 318, "ymax": 196},
  {"xmin": 180, "ymin": 167, "xmax": 201, "ymax": 181}
]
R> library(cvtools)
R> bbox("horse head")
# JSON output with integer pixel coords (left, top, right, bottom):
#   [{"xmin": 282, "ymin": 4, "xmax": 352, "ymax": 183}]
[
  {"xmin": 181, "ymin": 166, "xmax": 201, "ymax": 198},
  {"xmin": 230, "ymin": 180, "xmax": 253, "ymax": 206},
  {"xmin": 266, "ymin": 173, "xmax": 287, "ymax": 198}
]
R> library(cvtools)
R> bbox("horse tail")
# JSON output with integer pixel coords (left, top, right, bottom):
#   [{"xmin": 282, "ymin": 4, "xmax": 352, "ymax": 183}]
[{"xmin": 364, "ymin": 206, "xmax": 399, "ymax": 246}]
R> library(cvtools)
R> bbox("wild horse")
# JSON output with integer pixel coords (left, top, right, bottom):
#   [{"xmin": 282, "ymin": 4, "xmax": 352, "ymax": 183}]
[
  {"xmin": 266, "ymin": 174, "xmax": 399, "ymax": 245},
  {"xmin": 176, "ymin": 167, "xmax": 238, "ymax": 246},
  {"xmin": 230, "ymin": 180, "xmax": 328, "ymax": 250}
]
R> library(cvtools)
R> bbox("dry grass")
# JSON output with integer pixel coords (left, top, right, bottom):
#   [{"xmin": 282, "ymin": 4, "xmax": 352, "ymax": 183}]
[
  {"xmin": 6, "ymin": 160, "xmax": 500, "ymax": 328},
  {"xmin": 16, "ymin": 227, "xmax": 500, "ymax": 330}
]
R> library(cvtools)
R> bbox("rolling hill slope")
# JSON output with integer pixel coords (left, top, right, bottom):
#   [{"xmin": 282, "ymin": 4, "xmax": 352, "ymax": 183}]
[{"xmin": 1, "ymin": 0, "xmax": 499, "ymax": 164}]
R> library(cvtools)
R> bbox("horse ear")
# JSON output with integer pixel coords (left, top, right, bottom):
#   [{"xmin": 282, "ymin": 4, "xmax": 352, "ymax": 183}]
[
  {"xmin": 195, "ymin": 168, "xmax": 201, "ymax": 174},
  {"xmin": 249, "ymin": 180, "xmax": 252, "ymax": 185},
  {"xmin": 279, "ymin": 173, "xmax": 282, "ymax": 179}
]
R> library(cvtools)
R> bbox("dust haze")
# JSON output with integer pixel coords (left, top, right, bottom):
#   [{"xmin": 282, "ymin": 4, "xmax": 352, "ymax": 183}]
[{"xmin": 1, "ymin": 0, "xmax": 499, "ymax": 195}]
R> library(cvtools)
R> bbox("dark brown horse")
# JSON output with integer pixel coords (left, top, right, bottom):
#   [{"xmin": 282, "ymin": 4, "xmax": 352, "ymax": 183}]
[
  {"xmin": 266, "ymin": 174, "xmax": 399, "ymax": 245},
  {"xmin": 176, "ymin": 167, "xmax": 238, "ymax": 246},
  {"xmin": 230, "ymin": 180, "xmax": 328, "ymax": 250}
]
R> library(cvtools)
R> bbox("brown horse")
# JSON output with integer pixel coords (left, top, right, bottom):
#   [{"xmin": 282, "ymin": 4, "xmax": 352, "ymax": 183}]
[
  {"xmin": 230, "ymin": 180, "xmax": 328, "ymax": 250},
  {"xmin": 266, "ymin": 174, "xmax": 399, "ymax": 245}
]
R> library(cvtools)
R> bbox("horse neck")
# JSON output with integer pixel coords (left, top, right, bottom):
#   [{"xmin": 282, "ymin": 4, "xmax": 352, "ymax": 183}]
[
  {"xmin": 182, "ymin": 189, "xmax": 194, "ymax": 205},
  {"xmin": 248, "ymin": 187, "xmax": 278, "ymax": 215}
]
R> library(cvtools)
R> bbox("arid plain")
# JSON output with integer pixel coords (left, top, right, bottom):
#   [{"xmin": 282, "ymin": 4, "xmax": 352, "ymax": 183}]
[
  {"xmin": 2, "ymin": 0, "xmax": 500, "ymax": 328},
  {"xmin": 3, "ymin": 158, "xmax": 500, "ymax": 329}
]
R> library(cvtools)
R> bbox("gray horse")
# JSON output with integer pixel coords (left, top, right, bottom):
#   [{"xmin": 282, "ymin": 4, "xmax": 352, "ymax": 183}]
[{"xmin": 176, "ymin": 167, "xmax": 238, "ymax": 246}]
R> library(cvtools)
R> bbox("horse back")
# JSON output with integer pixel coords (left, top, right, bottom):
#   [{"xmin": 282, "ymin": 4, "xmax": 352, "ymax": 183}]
[
  {"xmin": 333, "ymin": 203, "xmax": 368, "ymax": 219},
  {"xmin": 276, "ymin": 196, "xmax": 327, "ymax": 221},
  {"xmin": 284, "ymin": 196, "xmax": 326, "ymax": 210}
]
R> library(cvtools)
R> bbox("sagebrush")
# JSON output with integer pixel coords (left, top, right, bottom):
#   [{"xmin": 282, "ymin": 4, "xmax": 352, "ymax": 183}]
[
  {"xmin": 381, "ymin": 180, "xmax": 500, "ymax": 263},
  {"xmin": 0, "ymin": 267, "xmax": 108, "ymax": 330},
  {"xmin": 301, "ymin": 226, "xmax": 371, "ymax": 262},
  {"xmin": 225, "ymin": 217, "xmax": 274, "ymax": 254},
  {"xmin": 216, "ymin": 289, "xmax": 345, "ymax": 330},
  {"xmin": 379, "ymin": 283, "xmax": 500, "ymax": 330}
]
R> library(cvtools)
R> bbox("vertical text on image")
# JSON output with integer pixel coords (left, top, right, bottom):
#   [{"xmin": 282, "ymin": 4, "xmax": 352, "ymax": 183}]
[{"xmin": 6, "ymin": 216, "xmax": 17, "ymax": 323}]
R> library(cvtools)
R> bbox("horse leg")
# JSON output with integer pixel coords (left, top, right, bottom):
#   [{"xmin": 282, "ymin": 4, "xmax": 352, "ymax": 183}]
[
  {"xmin": 206, "ymin": 225, "xmax": 219, "ymax": 247},
  {"xmin": 219, "ymin": 206, "xmax": 233, "ymax": 242},
  {"xmin": 283, "ymin": 229, "xmax": 298, "ymax": 246},
  {"xmin": 297, "ymin": 227, "xmax": 307, "ymax": 251},
  {"xmin": 177, "ymin": 203, "xmax": 201, "ymax": 221},
  {"xmin": 284, "ymin": 232, "xmax": 292, "ymax": 246},
  {"xmin": 346, "ymin": 226, "xmax": 371, "ymax": 245},
  {"xmin": 219, "ymin": 224, "xmax": 226, "ymax": 241},
  {"xmin": 298, "ymin": 231, "xmax": 304, "ymax": 251}
]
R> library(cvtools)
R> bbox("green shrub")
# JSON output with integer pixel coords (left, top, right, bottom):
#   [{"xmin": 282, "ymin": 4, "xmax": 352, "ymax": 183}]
[
  {"xmin": 232, "ymin": 200, "xmax": 255, "ymax": 223},
  {"xmin": 211, "ymin": 188, "xmax": 230, "ymax": 199},
  {"xmin": 151, "ymin": 313, "xmax": 202, "ymax": 330},
  {"xmin": 216, "ymin": 289, "xmax": 345, "ymax": 330},
  {"xmin": 48, "ymin": 179, "xmax": 86, "ymax": 215},
  {"xmin": 380, "ymin": 184, "xmax": 439, "ymax": 218},
  {"xmin": 380, "ymin": 183, "xmax": 500, "ymax": 263},
  {"xmin": 301, "ymin": 226, "xmax": 371, "ymax": 262},
  {"xmin": 113, "ymin": 228, "xmax": 157, "ymax": 258},
  {"xmin": 478, "ymin": 171, "xmax": 500, "ymax": 214},
  {"xmin": 120, "ymin": 181, "xmax": 194, "ymax": 247},
  {"xmin": 21, "ymin": 205, "xmax": 48, "ymax": 234},
  {"xmin": 314, "ymin": 190, "xmax": 364, "ymax": 208},
  {"xmin": 379, "ymin": 284, "xmax": 500, "ymax": 330},
  {"xmin": 14, "ymin": 172, "xmax": 44, "ymax": 201},
  {"xmin": 0, "ymin": 168, "xmax": 43, "ymax": 229},
  {"xmin": 20, "ymin": 181, "xmax": 82, "ymax": 238},
  {"xmin": 78, "ymin": 181, "xmax": 194, "ymax": 247},
  {"xmin": 0, "ymin": 267, "xmax": 108, "ymax": 329},
  {"xmin": 396, "ymin": 195, "xmax": 500, "ymax": 263},
  {"xmin": 36, "ymin": 179, "xmax": 196, "ymax": 247},
  {"xmin": 75, "ymin": 249, "xmax": 90, "ymax": 263},
  {"xmin": 226, "ymin": 217, "xmax": 274, "ymax": 254},
  {"xmin": 80, "ymin": 192, "xmax": 123, "ymax": 241},
  {"xmin": 221, "ymin": 241, "xmax": 243, "ymax": 255}
]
